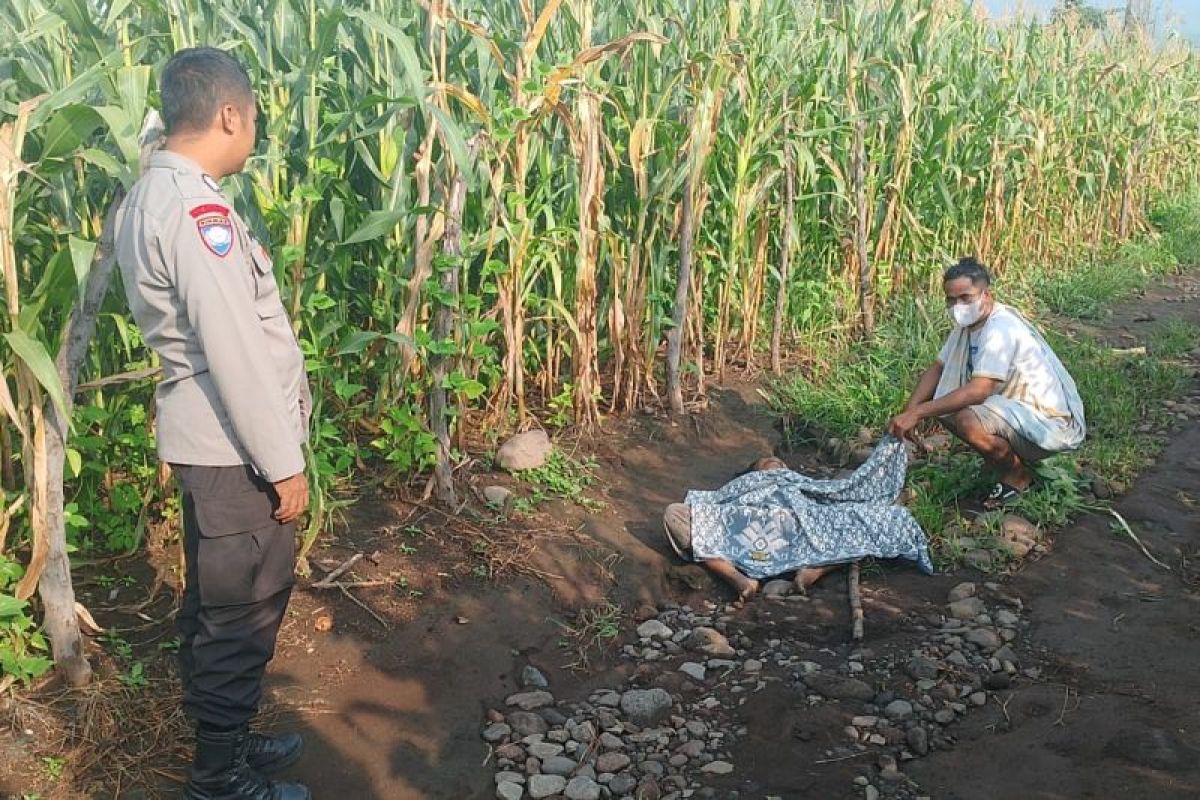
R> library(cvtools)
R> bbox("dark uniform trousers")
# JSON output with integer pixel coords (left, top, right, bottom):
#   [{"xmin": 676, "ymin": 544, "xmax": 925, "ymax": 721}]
[{"xmin": 173, "ymin": 464, "xmax": 296, "ymax": 729}]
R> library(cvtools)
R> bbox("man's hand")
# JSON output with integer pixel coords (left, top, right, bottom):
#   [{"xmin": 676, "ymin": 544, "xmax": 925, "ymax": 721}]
[
  {"xmin": 887, "ymin": 410, "xmax": 921, "ymax": 442},
  {"xmin": 272, "ymin": 472, "xmax": 309, "ymax": 524}
]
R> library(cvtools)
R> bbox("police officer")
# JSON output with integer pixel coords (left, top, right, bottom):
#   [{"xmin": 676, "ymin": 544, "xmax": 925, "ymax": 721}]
[{"xmin": 115, "ymin": 48, "xmax": 311, "ymax": 800}]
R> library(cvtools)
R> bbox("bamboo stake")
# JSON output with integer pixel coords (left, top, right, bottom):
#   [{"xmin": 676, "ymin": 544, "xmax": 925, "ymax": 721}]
[{"xmin": 849, "ymin": 562, "xmax": 864, "ymax": 641}]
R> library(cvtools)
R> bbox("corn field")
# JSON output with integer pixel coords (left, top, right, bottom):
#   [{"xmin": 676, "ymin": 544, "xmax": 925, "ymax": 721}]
[{"xmin": 1, "ymin": 0, "xmax": 1199, "ymax": 679}]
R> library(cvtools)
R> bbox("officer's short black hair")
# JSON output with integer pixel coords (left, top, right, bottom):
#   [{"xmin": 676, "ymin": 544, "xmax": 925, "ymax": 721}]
[
  {"xmin": 161, "ymin": 47, "xmax": 254, "ymax": 135},
  {"xmin": 943, "ymin": 256, "xmax": 991, "ymax": 288}
]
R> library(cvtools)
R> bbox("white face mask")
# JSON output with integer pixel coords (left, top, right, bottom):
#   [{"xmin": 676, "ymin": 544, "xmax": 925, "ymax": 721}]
[{"xmin": 951, "ymin": 297, "xmax": 986, "ymax": 327}]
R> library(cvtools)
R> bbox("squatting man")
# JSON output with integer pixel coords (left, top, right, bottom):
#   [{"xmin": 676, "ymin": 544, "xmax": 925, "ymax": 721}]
[{"xmin": 888, "ymin": 257, "xmax": 1086, "ymax": 508}]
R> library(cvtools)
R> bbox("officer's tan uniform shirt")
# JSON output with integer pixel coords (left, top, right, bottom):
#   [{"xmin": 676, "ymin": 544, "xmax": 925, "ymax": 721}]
[{"xmin": 115, "ymin": 151, "xmax": 309, "ymax": 482}]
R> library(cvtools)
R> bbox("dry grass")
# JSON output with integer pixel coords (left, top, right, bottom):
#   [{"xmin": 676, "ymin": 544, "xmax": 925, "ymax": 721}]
[{"xmin": 4, "ymin": 677, "xmax": 190, "ymax": 799}]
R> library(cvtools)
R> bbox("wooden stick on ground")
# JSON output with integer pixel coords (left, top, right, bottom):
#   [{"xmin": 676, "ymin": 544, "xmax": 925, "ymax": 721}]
[
  {"xmin": 312, "ymin": 553, "xmax": 363, "ymax": 588},
  {"xmin": 1108, "ymin": 509, "xmax": 1172, "ymax": 571},
  {"xmin": 849, "ymin": 561, "xmax": 864, "ymax": 641},
  {"xmin": 337, "ymin": 583, "xmax": 389, "ymax": 629}
]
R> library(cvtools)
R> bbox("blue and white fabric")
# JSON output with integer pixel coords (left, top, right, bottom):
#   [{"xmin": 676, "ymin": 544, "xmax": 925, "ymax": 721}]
[{"xmin": 684, "ymin": 436, "xmax": 933, "ymax": 580}]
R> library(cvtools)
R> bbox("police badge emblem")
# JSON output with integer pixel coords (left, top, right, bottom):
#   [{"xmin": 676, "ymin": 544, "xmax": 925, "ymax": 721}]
[{"xmin": 189, "ymin": 204, "xmax": 234, "ymax": 258}]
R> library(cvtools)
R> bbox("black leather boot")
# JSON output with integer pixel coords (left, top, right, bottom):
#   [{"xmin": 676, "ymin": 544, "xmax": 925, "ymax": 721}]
[
  {"xmin": 184, "ymin": 725, "xmax": 311, "ymax": 800},
  {"xmin": 245, "ymin": 731, "xmax": 303, "ymax": 775}
]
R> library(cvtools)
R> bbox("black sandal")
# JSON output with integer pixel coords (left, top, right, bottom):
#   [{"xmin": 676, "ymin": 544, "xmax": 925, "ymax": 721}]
[{"xmin": 983, "ymin": 482, "xmax": 1024, "ymax": 510}]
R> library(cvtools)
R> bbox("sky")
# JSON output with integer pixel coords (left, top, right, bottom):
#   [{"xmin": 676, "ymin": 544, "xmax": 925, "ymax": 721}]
[{"xmin": 981, "ymin": 0, "xmax": 1200, "ymax": 44}]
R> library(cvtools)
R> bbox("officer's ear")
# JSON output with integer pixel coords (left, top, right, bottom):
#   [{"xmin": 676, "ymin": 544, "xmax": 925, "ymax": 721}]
[
  {"xmin": 217, "ymin": 100, "xmax": 253, "ymax": 137},
  {"xmin": 217, "ymin": 102, "xmax": 239, "ymax": 136}
]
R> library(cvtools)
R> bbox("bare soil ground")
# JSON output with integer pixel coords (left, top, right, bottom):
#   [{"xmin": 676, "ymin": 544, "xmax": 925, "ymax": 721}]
[{"xmin": 2, "ymin": 274, "xmax": 1199, "ymax": 800}]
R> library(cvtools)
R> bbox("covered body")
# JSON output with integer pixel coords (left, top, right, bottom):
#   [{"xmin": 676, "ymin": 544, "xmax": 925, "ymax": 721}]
[{"xmin": 684, "ymin": 437, "xmax": 933, "ymax": 580}]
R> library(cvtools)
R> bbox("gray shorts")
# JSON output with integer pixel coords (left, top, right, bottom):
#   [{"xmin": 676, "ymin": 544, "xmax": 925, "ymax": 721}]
[{"xmin": 944, "ymin": 406, "xmax": 1055, "ymax": 464}]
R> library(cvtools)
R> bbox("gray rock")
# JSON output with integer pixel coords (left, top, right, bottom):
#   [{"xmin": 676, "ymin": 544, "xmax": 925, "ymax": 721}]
[
  {"xmin": 498, "ymin": 430, "xmax": 553, "ymax": 472},
  {"xmin": 637, "ymin": 620, "xmax": 674, "ymax": 640},
  {"xmin": 539, "ymin": 707, "xmax": 567, "ymax": 727},
  {"xmin": 679, "ymin": 662, "xmax": 707, "ymax": 682},
  {"xmin": 804, "ymin": 673, "xmax": 876, "ymax": 702},
  {"xmin": 701, "ymin": 760, "xmax": 734, "ymax": 775},
  {"xmin": 744, "ymin": 659, "xmax": 763, "ymax": 674},
  {"xmin": 596, "ymin": 752, "xmax": 631, "ymax": 773},
  {"xmin": 969, "ymin": 691, "xmax": 988, "ymax": 706},
  {"xmin": 521, "ymin": 666, "xmax": 550, "ymax": 689},
  {"xmin": 993, "ymin": 645, "xmax": 1018, "ymax": 664},
  {"xmin": 907, "ymin": 726, "xmax": 930, "ymax": 756},
  {"xmin": 964, "ymin": 549, "xmax": 994, "ymax": 571},
  {"xmin": 906, "ymin": 657, "xmax": 940, "ymax": 681},
  {"xmin": 508, "ymin": 712, "xmax": 549, "ymax": 738},
  {"xmin": 566, "ymin": 720, "xmax": 596, "ymax": 743},
  {"xmin": 636, "ymin": 776, "xmax": 662, "ymax": 800},
  {"xmin": 934, "ymin": 709, "xmax": 956, "ymax": 725},
  {"xmin": 677, "ymin": 740, "xmax": 705, "ymax": 758},
  {"xmin": 684, "ymin": 627, "xmax": 736, "ymax": 657},
  {"xmin": 484, "ymin": 723, "xmax": 513, "ymax": 743},
  {"xmin": 948, "ymin": 597, "xmax": 986, "ymax": 620},
  {"xmin": 685, "ymin": 720, "xmax": 708, "ymax": 737},
  {"xmin": 528, "ymin": 741, "xmax": 565, "ymax": 759},
  {"xmin": 609, "ymin": 774, "xmax": 638, "ymax": 795},
  {"xmin": 541, "ymin": 755, "xmax": 578, "ymax": 776},
  {"xmin": 495, "ymin": 771, "xmax": 526, "ymax": 785},
  {"xmin": 865, "ymin": 787, "xmax": 880, "ymax": 800},
  {"xmin": 496, "ymin": 781, "xmax": 524, "ymax": 800},
  {"xmin": 484, "ymin": 485, "xmax": 513, "ymax": 508},
  {"xmin": 565, "ymin": 776, "xmax": 602, "ymax": 800},
  {"xmin": 948, "ymin": 582, "xmax": 977, "ymax": 603},
  {"xmin": 598, "ymin": 732, "xmax": 624, "ymax": 751},
  {"xmin": 507, "ymin": 691, "xmax": 555, "ymax": 711},
  {"xmin": 620, "ymin": 688, "xmax": 673, "ymax": 727},
  {"xmin": 594, "ymin": 691, "xmax": 621, "ymax": 708},
  {"xmin": 996, "ymin": 609, "xmax": 1019, "ymax": 626},
  {"xmin": 528, "ymin": 774, "xmax": 568, "ymax": 799},
  {"xmin": 965, "ymin": 628, "xmax": 1001, "ymax": 650},
  {"xmin": 884, "ymin": 700, "xmax": 914, "ymax": 720},
  {"xmin": 762, "ymin": 579, "xmax": 793, "ymax": 598}
]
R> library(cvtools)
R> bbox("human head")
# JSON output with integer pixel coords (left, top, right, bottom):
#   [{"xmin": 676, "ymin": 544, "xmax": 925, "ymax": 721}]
[
  {"xmin": 752, "ymin": 456, "xmax": 787, "ymax": 472},
  {"xmin": 942, "ymin": 256, "xmax": 993, "ymax": 327},
  {"xmin": 161, "ymin": 47, "xmax": 257, "ymax": 177}
]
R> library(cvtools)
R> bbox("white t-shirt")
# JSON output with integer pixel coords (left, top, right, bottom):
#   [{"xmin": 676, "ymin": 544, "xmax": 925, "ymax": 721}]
[{"xmin": 937, "ymin": 304, "xmax": 1073, "ymax": 420}]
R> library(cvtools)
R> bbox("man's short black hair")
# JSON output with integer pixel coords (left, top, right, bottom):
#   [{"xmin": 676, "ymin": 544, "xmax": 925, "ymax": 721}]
[
  {"xmin": 943, "ymin": 256, "xmax": 991, "ymax": 288},
  {"xmin": 161, "ymin": 47, "xmax": 254, "ymax": 135}
]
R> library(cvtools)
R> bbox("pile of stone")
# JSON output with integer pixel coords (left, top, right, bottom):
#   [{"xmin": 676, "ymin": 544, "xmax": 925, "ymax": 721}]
[
  {"xmin": 484, "ymin": 582, "xmax": 1031, "ymax": 800},
  {"xmin": 791, "ymin": 580, "xmax": 1031, "ymax": 799},
  {"xmin": 484, "ymin": 643, "xmax": 743, "ymax": 800}
]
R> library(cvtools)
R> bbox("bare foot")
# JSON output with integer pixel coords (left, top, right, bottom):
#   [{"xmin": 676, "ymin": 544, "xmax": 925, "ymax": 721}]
[
  {"xmin": 794, "ymin": 566, "xmax": 834, "ymax": 593},
  {"xmin": 702, "ymin": 558, "xmax": 760, "ymax": 606},
  {"xmin": 731, "ymin": 575, "xmax": 760, "ymax": 608}
]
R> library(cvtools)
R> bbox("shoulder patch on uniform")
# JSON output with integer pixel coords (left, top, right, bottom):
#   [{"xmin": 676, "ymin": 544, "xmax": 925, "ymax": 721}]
[{"xmin": 190, "ymin": 204, "xmax": 234, "ymax": 258}]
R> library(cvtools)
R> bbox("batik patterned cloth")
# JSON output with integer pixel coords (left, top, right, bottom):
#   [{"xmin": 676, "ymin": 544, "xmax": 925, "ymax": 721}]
[{"xmin": 684, "ymin": 436, "xmax": 934, "ymax": 580}]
